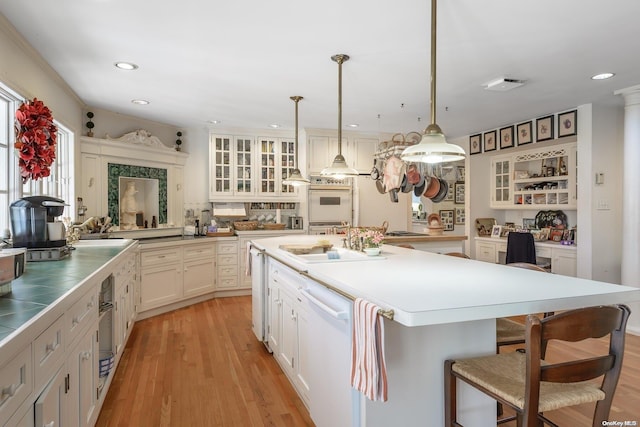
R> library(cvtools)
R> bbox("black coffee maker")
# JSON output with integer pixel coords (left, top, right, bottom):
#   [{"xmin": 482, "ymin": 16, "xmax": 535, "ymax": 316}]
[{"xmin": 10, "ymin": 196, "xmax": 67, "ymax": 248}]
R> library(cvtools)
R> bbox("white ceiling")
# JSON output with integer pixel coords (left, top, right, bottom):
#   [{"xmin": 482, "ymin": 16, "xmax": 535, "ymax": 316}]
[{"xmin": 2, "ymin": 0, "xmax": 639, "ymax": 139}]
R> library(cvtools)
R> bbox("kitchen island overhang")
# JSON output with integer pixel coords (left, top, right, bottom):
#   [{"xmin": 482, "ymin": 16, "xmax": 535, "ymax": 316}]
[{"xmin": 251, "ymin": 235, "xmax": 640, "ymax": 427}]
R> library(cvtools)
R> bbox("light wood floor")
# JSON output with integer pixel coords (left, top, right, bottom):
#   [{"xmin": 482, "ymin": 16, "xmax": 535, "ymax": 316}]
[
  {"xmin": 96, "ymin": 297, "xmax": 313, "ymax": 427},
  {"xmin": 97, "ymin": 297, "xmax": 640, "ymax": 426}
]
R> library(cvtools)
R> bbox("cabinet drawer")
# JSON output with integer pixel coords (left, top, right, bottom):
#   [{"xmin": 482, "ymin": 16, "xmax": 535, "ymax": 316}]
[
  {"xmin": 0, "ymin": 344, "xmax": 32, "ymax": 424},
  {"xmin": 535, "ymin": 247, "xmax": 552, "ymax": 258},
  {"xmin": 217, "ymin": 254, "xmax": 237, "ymax": 266},
  {"xmin": 217, "ymin": 276, "xmax": 238, "ymax": 289},
  {"xmin": 141, "ymin": 248, "xmax": 181, "ymax": 267},
  {"xmin": 66, "ymin": 287, "xmax": 98, "ymax": 349},
  {"xmin": 33, "ymin": 315, "xmax": 65, "ymax": 393},
  {"xmin": 218, "ymin": 264, "xmax": 238, "ymax": 277},
  {"xmin": 217, "ymin": 242, "xmax": 238, "ymax": 255},
  {"xmin": 476, "ymin": 243, "xmax": 496, "ymax": 263},
  {"xmin": 184, "ymin": 244, "xmax": 215, "ymax": 260}
]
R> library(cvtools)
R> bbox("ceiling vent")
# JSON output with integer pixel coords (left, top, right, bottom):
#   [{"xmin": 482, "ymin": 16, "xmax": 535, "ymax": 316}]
[{"xmin": 484, "ymin": 78, "xmax": 525, "ymax": 92}]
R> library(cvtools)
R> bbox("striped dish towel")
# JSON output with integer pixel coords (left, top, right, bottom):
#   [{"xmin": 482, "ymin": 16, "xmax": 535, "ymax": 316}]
[{"xmin": 350, "ymin": 298, "xmax": 388, "ymax": 402}]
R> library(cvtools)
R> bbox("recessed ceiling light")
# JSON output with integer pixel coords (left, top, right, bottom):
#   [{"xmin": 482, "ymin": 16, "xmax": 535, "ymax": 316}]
[
  {"xmin": 591, "ymin": 72, "xmax": 615, "ymax": 80},
  {"xmin": 115, "ymin": 62, "xmax": 138, "ymax": 70},
  {"xmin": 347, "ymin": 123, "xmax": 359, "ymax": 128},
  {"xmin": 269, "ymin": 124, "xmax": 280, "ymax": 128},
  {"xmin": 207, "ymin": 120, "xmax": 222, "ymax": 124},
  {"xmin": 131, "ymin": 99, "xmax": 149, "ymax": 105}
]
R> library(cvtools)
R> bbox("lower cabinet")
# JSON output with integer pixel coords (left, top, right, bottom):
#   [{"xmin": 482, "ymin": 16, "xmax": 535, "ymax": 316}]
[
  {"xmin": 215, "ymin": 241, "xmax": 239, "ymax": 290},
  {"xmin": 267, "ymin": 259, "xmax": 310, "ymax": 406},
  {"xmin": 474, "ymin": 237, "xmax": 577, "ymax": 277},
  {"xmin": 34, "ymin": 367, "xmax": 67, "ymax": 427},
  {"xmin": 67, "ymin": 328, "xmax": 98, "ymax": 427},
  {"xmin": 139, "ymin": 248, "xmax": 183, "ymax": 312}
]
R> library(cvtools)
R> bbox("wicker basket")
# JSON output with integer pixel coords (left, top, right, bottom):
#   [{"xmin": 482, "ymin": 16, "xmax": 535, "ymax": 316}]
[
  {"xmin": 233, "ymin": 221, "xmax": 258, "ymax": 231},
  {"xmin": 263, "ymin": 223, "xmax": 286, "ymax": 230}
]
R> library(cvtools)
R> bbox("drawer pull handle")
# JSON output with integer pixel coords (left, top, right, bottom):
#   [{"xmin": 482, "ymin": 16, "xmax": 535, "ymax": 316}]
[
  {"xmin": 46, "ymin": 342, "xmax": 59, "ymax": 354},
  {"xmin": 72, "ymin": 316, "xmax": 80, "ymax": 325},
  {"xmin": 1, "ymin": 383, "xmax": 18, "ymax": 399},
  {"xmin": 158, "ymin": 255, "xmax": 166, "ymax": 259},
  {"xmin": 81, "ymin": 351, "xmax": 92, "ymax": 361},
  {"xmin": 44, "ymin": 422, "xmax": 55, "ymax": 427}
]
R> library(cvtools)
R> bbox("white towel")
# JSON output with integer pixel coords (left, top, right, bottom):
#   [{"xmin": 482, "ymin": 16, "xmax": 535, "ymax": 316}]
[{"xmin": 350, "ymin": 298, "xmax": 388, "ymax": 402}]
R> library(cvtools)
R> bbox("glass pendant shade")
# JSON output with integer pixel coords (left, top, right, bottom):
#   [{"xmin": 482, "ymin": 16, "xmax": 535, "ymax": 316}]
[
  {"xmin": 282, "ymin": 95, "xmax": 310, "ymax": 185},
  {"xmin": 320, "ymin": 153, "xmax": 359, "ymax": 179},
  {"xmin": 400, "ymin": 0, "xmax": 465, "ymax": 164},
  {"xmin": 321, "ymin": 54, "xmax": 359, "ymax": 178},
  {"xmin": 400, "ymin": 124, "xmax": 465, "ymax": 164}
]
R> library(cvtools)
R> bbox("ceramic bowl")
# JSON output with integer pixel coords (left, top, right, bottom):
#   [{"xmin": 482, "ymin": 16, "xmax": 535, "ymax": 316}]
[{"xmin": 363, "ymin": 247, "xmax": 381, "ymax": 256}]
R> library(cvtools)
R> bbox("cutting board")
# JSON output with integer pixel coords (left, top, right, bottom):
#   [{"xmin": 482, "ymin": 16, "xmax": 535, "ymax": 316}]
[{"xmin": 279, "ymin": 243, "xmax": 333, "ymax": 255}]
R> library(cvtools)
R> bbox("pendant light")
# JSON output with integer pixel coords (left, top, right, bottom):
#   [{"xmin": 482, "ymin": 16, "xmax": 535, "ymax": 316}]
[
  {"xmin": 320, "ymin": 54, "xmax": 359, "ymax": 178},
  {"xmin": 282, "ymin": 96, "xmax": 310, "ymax": 186},
  {"xmin": 401, "ymin": 0, "xmax": 465, "ymax": 164}
]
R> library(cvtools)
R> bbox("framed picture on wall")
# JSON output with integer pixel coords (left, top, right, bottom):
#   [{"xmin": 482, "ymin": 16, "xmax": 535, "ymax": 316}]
[
  {"xmin": 454, "ymin": 206, "xmax": 465, "ymax": 225},
  {"xmin": 445, "ymin": 181, "xmax": 455, "ymax": 202},
  {"xmin": 439, "ymin": 209, "xmax": 454, "ymax": 231},
  {"xmin": 483, "ymin": 130, "xmax": 497, "ymax": 152},
  {"xmin": 516, "ymin": 121, "xmax": 533, "ymax": 145},
  {"xmin": 454, "ymin": 182, "xmax": 465, "ymax": 204},
  {"xmin": 536, "ymin": 115, "xmax": 554, "ymax": 142},
  {"xmin": 499, "ymin": 125, "xmax": 514, "ymax": 149},
  {"xmin": 558, "ymin": 110, "xmax": 577, "ymax": 137},
  {"xmin": 469, "ymin": 134, "xmax": 482, "ymax": 154}
]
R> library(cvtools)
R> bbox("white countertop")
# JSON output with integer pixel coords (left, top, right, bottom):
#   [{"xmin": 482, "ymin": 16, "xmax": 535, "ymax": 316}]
[{"xmin": 252, "ymin": 235, "xmax": 640, "ymax": 327}]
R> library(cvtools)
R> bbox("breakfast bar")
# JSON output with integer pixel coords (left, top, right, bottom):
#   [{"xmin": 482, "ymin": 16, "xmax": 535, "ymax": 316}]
[{"xmin": 251, "ymin": 235, "xmax": 640, "ymax": 426}]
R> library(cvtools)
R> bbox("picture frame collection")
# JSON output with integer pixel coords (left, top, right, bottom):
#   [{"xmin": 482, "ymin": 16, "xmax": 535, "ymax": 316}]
[{"xmin": 470, "ymin": 109, "xmax": 577, "ymax": 155}]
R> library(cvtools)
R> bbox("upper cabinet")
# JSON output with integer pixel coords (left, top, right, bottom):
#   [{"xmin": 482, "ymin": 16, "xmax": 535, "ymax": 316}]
[
  {"xmin": 307, "ymin": 133, "xmax": 378, "ymax": 174},
  {"xmin": 490, "ymin": 142, "xmax": 576, "ymax": 209},
  {"xmin": 209, "ymin": 135, "xmax": 255, "ymax": 198},
  {"xmin": 209, "ymin": 134, "xmax": 300, "ymax": 201}
]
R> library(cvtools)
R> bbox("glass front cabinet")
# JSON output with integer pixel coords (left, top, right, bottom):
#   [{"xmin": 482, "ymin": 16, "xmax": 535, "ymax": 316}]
[
  {"xmin": 490, "ymin": 142, "xmax": 576, "ymax": 209},
  {"xmin": 209, "ymin": 134, "xmax": 299, "ymax": 201}
]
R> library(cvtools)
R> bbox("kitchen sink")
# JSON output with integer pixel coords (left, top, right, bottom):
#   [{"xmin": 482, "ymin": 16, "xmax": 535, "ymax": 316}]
[{"xmin": 292, "ymin": 248, "xmax": 385, "ymax": 263}]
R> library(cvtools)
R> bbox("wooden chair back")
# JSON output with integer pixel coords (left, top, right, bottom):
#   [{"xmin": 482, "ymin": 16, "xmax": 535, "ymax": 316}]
[
  {"xmin": 523, "ymin": 304, "xmax": 630, "ymax": 425},
  {"xmin": 507, "ymin": 262, "xmax": 547, "ymax": 272},
  {"xmin": 444, "ymin": 252, "xmax": 470, "ymax": 259}
]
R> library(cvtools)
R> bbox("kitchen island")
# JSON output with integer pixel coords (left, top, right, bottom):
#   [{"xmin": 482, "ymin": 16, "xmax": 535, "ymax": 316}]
[{"xmin": 251, "ymin": 235, "xmax": 640, "ymax": 427}]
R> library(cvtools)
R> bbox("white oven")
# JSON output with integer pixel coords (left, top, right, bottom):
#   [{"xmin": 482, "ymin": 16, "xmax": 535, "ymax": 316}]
[{"xmin": 308, "ymin": 176, "xmax": 353, "ymax": 234}]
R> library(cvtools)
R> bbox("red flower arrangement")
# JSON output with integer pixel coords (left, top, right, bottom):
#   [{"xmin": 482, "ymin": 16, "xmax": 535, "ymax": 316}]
[{"xmin": 14, "ymin": 98, "xmax": 58, "ymax": 183}]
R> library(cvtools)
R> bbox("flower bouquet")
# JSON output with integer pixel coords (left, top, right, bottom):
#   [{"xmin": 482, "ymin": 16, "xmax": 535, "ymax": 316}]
[{"xmin": 14, "ymin": 98, "xmax": 58, "ymax": 183}]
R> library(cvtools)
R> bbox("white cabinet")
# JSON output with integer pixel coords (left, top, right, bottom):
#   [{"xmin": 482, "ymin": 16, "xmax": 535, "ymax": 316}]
[
  {"xmin": 34, "ymin": 367, "xmax": 67, "ymax": 427},
  {"xmin": 307, "ymin": 135, "xmax": 378, "ymax": 174},
  {"xmin": 215, "ymin": 241, "xmax": 239, "ymax": 290},
  {"xmin": 139, "ymin": 248, "xmax": 182, "ymax": 312},
  {"xmin": 183, "ymin": 243, "xmax": 216, "ymax": 298},
  {"xmin": 0, "ymin": 345, "xmax": 32, "ymax": 424},
  {"xmin": 268, "ymin": 259, "xmax": 310, "ymax": 406},
  {"xmin": 474, "ymin": 237, "xmax": 577, "ymax": 277},
  {"xmin": 490, "ymin": 142, "xmax": 577, "ymax": 209},
  {"xmin": 209, "ymin": 135, "xmax": 255, "ymax": 199},
  {"xmin": 551, "ymin": 248, "xmax": 577, "ymax": 276},
  {"xmin": 256, "ymin": 136, "xmax": 299, "ymax": 197},
  {"xmin": 490, "ymin": 156, "xmax": 512, "ymax": 207},
  {"xmin": 66, "ymin": 328, "xmax": 98, "ymax": 427}
]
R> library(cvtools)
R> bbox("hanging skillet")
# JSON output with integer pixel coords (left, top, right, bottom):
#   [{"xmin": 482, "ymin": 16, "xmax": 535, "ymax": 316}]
[{"xmin": 430, "ymin": 178, "xmax": 449, "ymax": 203}]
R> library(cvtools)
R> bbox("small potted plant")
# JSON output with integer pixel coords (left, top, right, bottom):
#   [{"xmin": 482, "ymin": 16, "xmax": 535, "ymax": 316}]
[
  {"xmin": 175, "ymin": 131, "xmax": 183, "ymax": 151},
  {"xmin": 360, "ymin": 228, "xmax": 384, "ymax": 256}
]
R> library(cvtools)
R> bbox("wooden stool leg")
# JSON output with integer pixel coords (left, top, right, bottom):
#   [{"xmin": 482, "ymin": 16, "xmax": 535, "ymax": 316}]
[{"xmin": 444, "ymin": 360, "xmax": 457, "ymax": 426}]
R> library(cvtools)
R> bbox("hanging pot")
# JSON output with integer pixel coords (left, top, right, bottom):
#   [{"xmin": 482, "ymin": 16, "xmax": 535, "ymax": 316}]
[
  {"xmin": 389, "ymin": 188, "xmax": 399, "ymax": 203},
  {"xmin": 430, "ymin": 178, "xmax": 449, "ymax": 203},
  {"xmin": 413, "ymin": 173, "xmax": 427, "ymax": 197},
  {"xmin": 370, "ymin": 158, "xmax": 380, "ymax": 180},
  {"xmin": 376, "ymin": 174, "xmax": 385, "ymax": 194},
  {"xmin": 406, "ymin": 164, "xmax": 421, "ymax": 185},
  {"xmin": 423, "ymin": 175, "xmax": 440, "ymax": 198}
]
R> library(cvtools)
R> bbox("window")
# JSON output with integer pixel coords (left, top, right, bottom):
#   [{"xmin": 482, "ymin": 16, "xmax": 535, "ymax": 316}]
[{"xmin": 0, "ymin": 81, "xmax": 75, "ymax": 236}]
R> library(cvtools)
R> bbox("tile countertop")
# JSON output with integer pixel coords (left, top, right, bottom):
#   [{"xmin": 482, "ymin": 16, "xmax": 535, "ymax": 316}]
[
  {"xmin": 251, "ymin": 235, "xmax": 640, "ymax": 327},
  {"xmin": 0, "ymin": 239, "xmax": 137, "ymax": 345}
]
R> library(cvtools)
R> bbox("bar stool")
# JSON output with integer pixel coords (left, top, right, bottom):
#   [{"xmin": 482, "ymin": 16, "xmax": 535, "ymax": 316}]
[{"xmin": 444, "ymin": 304, "xmax": 631, "ymax": 426}]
